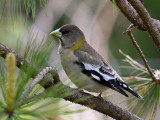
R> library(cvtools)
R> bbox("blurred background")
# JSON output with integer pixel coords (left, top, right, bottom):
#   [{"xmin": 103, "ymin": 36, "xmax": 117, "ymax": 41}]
[{"xmin": 0, "ymin": 0, "xmax": 160, "ymax": 120}]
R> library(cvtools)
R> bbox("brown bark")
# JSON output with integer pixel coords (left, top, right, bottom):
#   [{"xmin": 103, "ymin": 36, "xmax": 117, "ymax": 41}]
[{"xmin": 113, "ymin": 0, "xmax": 160, "ymax": 49}]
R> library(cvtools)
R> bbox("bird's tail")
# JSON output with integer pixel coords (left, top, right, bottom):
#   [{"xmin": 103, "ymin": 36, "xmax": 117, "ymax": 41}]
[{"xmin": 116, "ymin": 78, "xmax": 143, "ymax": 100}]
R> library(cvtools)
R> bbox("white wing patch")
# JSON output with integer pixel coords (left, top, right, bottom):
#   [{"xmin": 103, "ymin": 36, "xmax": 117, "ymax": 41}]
[
  {"xmin": 83, "ymin": 63, "xmax": 116, "ymax": 81},
  {"xmin": 91, "ymin": 74, "xmax": 100, "ymax": 81},
  {"xmin": 123, "ymin": 84, "xmax": 128, "ymax": 88}
]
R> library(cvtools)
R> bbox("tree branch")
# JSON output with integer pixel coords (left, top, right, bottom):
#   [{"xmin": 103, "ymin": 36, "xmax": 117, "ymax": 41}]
[
  {"xmin": 112, "ymin": 0, "xmax": 160, "ymax": 49},
  {"xmin": 0, "ymin": 43, "xmax": 143, "ymax": 120},
  {"xmin": 127, "ymin": 0, "xmax": 160, "ymax": 48},
  {"xmin": 123, "ymin": 26, "xmax": 159, "ymax": 83},
  {"xmin": 18, "ymin": 67, "xmax": 55, "ymax": 105}
]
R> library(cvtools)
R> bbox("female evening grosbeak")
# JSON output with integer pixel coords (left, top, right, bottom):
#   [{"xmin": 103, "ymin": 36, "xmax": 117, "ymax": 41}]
[{"xmin": 50, "ymin": 24, "xmax": 143, "ymax": 99}]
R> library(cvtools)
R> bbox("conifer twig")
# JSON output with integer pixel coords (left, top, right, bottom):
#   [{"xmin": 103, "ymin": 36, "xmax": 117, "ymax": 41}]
[
  {"xmin": 124, "ymin": 26, "xmax": 157, "ymax": 83},
  {"xmin": 18, "ymin": 67, "xmax": 54, "ymax": 105},
  {"xmin": 0, "ymin": 43, "xmax": 55, "ymax": 88},
  {"xmin": 111, "ymin": 0, "xmax": 160, "ymax": 49},
  {"xmin": 127, "ymin": 0, "xmax": 160, "ymax": 48}
]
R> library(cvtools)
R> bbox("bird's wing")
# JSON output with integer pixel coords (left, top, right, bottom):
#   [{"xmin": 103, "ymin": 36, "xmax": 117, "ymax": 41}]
[
  {"xmin": 74, "ymin": 50, "xmax": 143, "ymax": 99},
  {"xmin": 73, "ymin": 50, "xmax": 128, "ymax": 97}
]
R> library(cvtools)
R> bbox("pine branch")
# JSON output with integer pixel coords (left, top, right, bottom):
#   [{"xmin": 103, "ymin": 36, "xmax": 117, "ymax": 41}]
[
  {"xmin": 0, "ymin": 43, "xmax": 55, "ymax": 89},
  {"xmin": 0, "ymin": 43, "xmax": 143, "ymax": 120},
  {"xmin": 127, "ymin": 0, "xmax": 160, "ymax": 49},
  {"xmin": 18, "ymin": 67, "xmax": 55, "ymax": 105},
  {"xmin": 123, "ymin": 26, "xmax": 160, "ymax": 84},
  {"xmin": 127, "ymin": 30, "xmax": 156, "ymax": 80},
  {"xmin": 112, "ymin": 0, "xmax": 160, "ymax": 49}
]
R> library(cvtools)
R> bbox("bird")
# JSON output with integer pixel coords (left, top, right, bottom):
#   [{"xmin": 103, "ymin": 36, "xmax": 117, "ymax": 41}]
[{"xmin": 49, "ymin": 24, "xmax": 143, "ymax": 100}]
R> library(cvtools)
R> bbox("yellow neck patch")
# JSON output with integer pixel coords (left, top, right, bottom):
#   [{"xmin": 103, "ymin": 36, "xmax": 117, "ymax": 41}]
[{"xmin": 70, "ymin": 37, "xmax": 86, "ymax": 50}]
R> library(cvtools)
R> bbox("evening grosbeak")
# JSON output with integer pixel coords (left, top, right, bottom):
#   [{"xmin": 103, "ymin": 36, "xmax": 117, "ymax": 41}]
[{"xmin": 50, "ymin": 24, "xmax": 143, "ymax": 99}]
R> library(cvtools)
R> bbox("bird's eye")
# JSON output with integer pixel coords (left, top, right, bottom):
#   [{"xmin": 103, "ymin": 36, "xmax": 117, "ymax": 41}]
[{"xmin": 62, "ymin": 30, "xmax": 70, "ymax": 35}]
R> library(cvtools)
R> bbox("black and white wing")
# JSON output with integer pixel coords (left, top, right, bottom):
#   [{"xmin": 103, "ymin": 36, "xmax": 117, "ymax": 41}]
[
  {"xmin": 74, "ymin": 50, "xmax": 143, "ymax": 100},
  {"xmin": 74, "ymin": 61, "xmax": 129, "ymax": 97}
]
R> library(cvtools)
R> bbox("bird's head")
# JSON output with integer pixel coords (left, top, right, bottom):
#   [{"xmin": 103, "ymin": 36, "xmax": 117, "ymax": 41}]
[{"xmin": 50, "ymin": 24, "xmax": 86, "ymax": 50}]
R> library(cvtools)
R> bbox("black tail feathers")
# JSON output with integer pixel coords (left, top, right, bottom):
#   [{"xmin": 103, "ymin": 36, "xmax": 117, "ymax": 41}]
[
  {"xmin": 116, "ymin": 78, "xmax": 143, "ymax": 100},
  {"xmin": 105, "ymin": 79, "xmax": 128, "ymax": 97},
  {"xmin": 110, "ymin": 81, "xmax": 129, "ymax": 97}
]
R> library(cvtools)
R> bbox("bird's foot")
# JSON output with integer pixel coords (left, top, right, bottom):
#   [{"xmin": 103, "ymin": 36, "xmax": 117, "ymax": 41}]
[{"xmin": 97, "ymin": 92, "xmax": 102, "ymax": 98}]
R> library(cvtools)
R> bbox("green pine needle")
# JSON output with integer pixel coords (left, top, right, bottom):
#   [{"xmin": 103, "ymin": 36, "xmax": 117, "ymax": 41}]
[
  {"xmin": 0, "ymin": 37, "xmax": 84, "ymax": 119},
  {"xmin": 0, "ymin": 0, "xmax": 47, "ymax": 20},
  {"xmin": 118, "ymin": 50, "xmax": 160, "ymax": 120}
]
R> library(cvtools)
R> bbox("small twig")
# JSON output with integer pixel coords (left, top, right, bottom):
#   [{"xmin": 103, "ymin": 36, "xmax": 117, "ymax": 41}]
[
  {"xmin": 123, "ymin": 24, "xmax": 138, "ymax": 34},
  {"xmin": 18, "ymin": 67, "xmax": 54, "ymax": 105},
  {"xmin": 124, "ymin": 26, "xmax": 157, "ymax": 82},
  {"xmin": 127, "ymin": 0, "xmax": 160, "ymax": 49},
  {"xmin": 111, "ymin": 0, "xmax": 160, "ymax": 49}
]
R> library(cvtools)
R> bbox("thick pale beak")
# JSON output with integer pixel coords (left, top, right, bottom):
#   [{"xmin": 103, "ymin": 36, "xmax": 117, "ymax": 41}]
[{"xmin": 49, "ymin": 28, "xmax": 62, "ymax": 38}]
